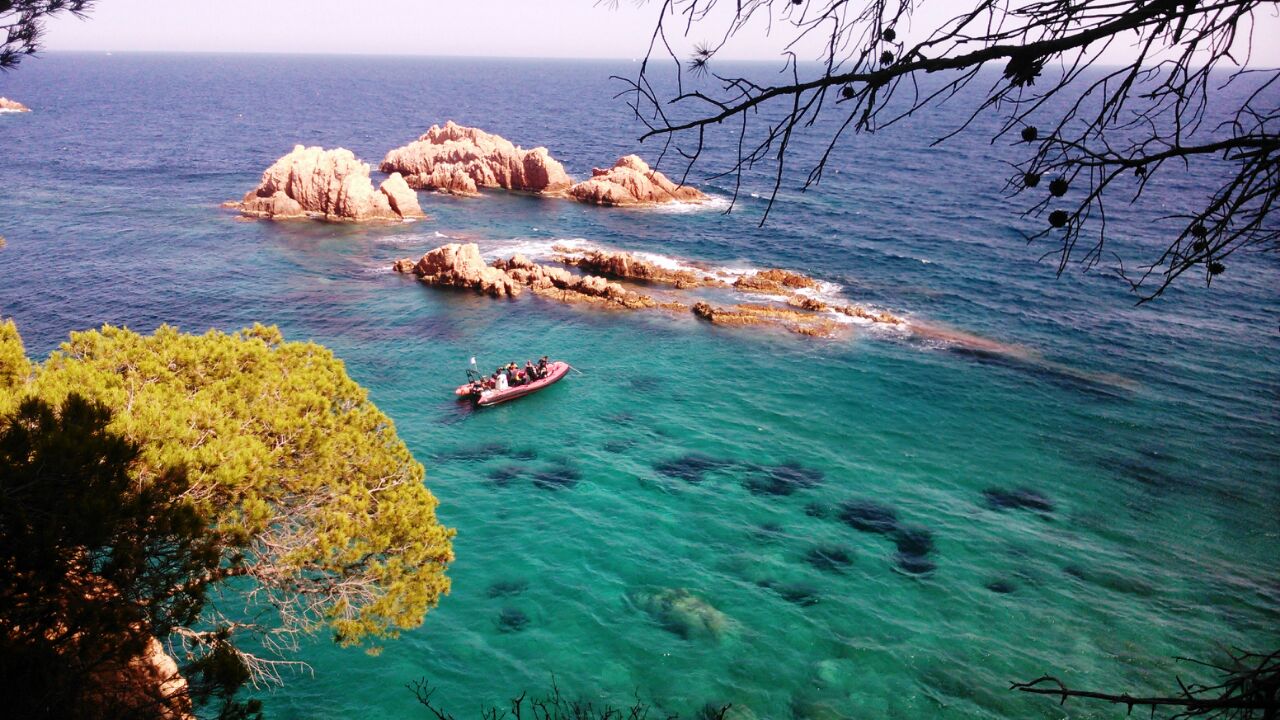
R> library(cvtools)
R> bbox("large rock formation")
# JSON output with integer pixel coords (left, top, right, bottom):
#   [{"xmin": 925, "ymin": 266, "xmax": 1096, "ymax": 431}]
[
  {"xmin": 554, "ymin": 248, "xmax": 723, "ymax": 288},
  {"xmin": 567, "ymin": 155, "xmax": 708, "ymax": 206},
  {"xmin": 380, "ymin": 122, "xmax": 572, "ymax": 195},
  {"xmin": 233, "ymin": 145, "xmax": 423, "ymax": 222},
  {"xmin": 378, "ymin": 172, "xmax": 425, "ymax": 218},
  {"xmin": 396, "ymin": 243, "xmax": 522, "ymax": 297},
  {"xmin": 0, "ymin": 97, "xmax": 30, "ymax": 112}
]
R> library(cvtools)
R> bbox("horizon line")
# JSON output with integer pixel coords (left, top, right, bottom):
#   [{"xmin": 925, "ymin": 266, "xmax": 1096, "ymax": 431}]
[{"xmin": 29, "ymin": 49, "xmax": 1262, "ymax": 72}]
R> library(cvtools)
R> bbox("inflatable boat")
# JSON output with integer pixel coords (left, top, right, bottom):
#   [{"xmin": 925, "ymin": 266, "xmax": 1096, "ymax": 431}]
[{"xmin": 455, "ymin": 361, "xmax": 570, "ymax": 407}]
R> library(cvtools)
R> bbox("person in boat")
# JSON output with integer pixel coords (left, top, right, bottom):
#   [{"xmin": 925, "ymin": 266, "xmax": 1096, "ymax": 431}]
[
  {"xmin": 494, "ymin": 369, "xmax": 509, "ymax": 391},
  {"xmin": 525, "ymin": 360, "xmax": 537, "ymax": 382},
  {"xmin": 536, "ymin": 356, "xmax": 549, "ymax": 378}
]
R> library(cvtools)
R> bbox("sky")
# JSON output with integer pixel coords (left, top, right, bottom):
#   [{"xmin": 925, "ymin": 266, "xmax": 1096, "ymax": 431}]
[{"xmin": 40, "ymin": 0, "xmax": 1280, "ymax": 66}]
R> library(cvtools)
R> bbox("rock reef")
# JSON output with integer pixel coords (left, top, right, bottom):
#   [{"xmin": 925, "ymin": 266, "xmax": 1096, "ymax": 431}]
[
  {"xmin": 0, "ymin": 97, "xmax": 31, "ymax": 112},
  {"xmin": 554, "ymin": 248, "xmax": 723, "ymax": 288},
  {"xmin": 394, "ymin": 243, "xmax": 671, "ymax": 310},
  {"xmin": 693, "ymin": 302, "xmax": 846, "ymax": 338},
  {"xmin": 393, "ymin": 242, "xmax": 917, "ymax": 338},
  {"xmin": 232, "ymin": 145, "xmax": 423, "ymax": 222},
  {"xmin": 380, "ymin": 122, "xmax": 572, "ymax": 196},
  {"xmin": 734, "ymin": 268, "xmax": 819, "ymax": 293},
  {"xmin": 567, "ymin": 155, "xmax": 708, "ymax": 206}
]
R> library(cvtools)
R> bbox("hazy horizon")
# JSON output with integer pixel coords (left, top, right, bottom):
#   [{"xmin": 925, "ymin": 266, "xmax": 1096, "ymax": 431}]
[{"xmin": 36, "ymin": 0, "xmax": 1280, "ymax": 67}]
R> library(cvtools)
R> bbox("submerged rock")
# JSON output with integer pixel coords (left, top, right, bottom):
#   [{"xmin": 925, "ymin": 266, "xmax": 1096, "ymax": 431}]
[
  {"xmin": 837, "ymin": 500, "xmax": 900, "ymax": 534},
  {"xmin": 0, "ymin": 97, "xmax": 31, "ymax": 112},
  {"xmin": 381, "ymin": 121, "xmax": 572, "ymax": 195},
  {"xmin": 567, "ymin": 154, "xmax": 708, "ymax": 206},
  {"xmin": 487, "ymin": 465, "xmax": 523, "ymax": 486},
  {"xmin": 487, "ymin": 579, "xmax": 529, "ymax": 598},
  {"xmin": 982, "ymin": 487, "xmax": 1055, "ymax": 513},
  {"xmin": 893, "ymin": 553, "xmax": 937, "ymax": 575},
  {"xmin": 233, "ymin": 145, "xmax": 420, "ymax": 221},
  {"xmin": 531, "ymin": 464, "xmax": 582, "ymax": 491},
  {"xmin": 890, "ymin": 524, "xmax": 936, "ymax": 576},
  {"xmin": 496, "ymin": 607, "xmax": 530, "ymax": 633},
  {"xmin": 758, "ymin": 579, "xmax": 821, "ymax": 607},
  {"xmin": 655, "ymin": 453, "xmax": 733, "ymax": 483},
  {"xmin": 741, "ymin": 462, "xmax": 824, "ymax": 496},
  {"xmin": 891, "ymin": 525, "xmax": 934, "ymax": 557},
  {"xmin": 630, "ymin": 587, "xmax": 730, "ymax": 641}
]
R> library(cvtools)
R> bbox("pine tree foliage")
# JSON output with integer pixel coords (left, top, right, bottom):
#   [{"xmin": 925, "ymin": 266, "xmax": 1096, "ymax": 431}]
[{"xmin": 9, "ymin": 322, "xmax": 455, "ymax": 652}]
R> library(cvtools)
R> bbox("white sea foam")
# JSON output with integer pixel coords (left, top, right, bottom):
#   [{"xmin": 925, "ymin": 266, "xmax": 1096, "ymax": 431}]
[
  {"xmin": 645, "ymin": 195, "xmax": 733, "ymax": 214},
  {"xmin": 481, "ymin": 236, "xmax": 592, "ymax": 261}
]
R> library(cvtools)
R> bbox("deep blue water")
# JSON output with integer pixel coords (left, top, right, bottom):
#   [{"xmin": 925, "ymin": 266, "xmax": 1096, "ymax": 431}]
[{"xmin": 1, "ymin": 53, "xmax": 1277, "ymax": 719}]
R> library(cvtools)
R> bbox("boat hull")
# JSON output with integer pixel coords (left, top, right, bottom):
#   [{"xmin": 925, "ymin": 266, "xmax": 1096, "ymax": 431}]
[{"xmin": 455, "ymin": 362, "xmax": 570, "ymax": 407}]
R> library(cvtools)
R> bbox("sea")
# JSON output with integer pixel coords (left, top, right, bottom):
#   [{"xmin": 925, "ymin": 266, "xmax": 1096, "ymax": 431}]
[{"xmin": 1, "ymin": 53, "xmax": 1276, "ymax": 719}]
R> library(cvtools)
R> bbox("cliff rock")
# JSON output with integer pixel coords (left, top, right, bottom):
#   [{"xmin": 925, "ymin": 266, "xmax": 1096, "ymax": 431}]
[
  {"xmin": 568, "ymin": 155, "xmax": 708, "ymax": 206},
  {"xmin": 235, "ymin": 145, "xmax": 421, "ymax": 222},
  {"xmin": 380, "ymin": 122, "xmax": 572, "ymax": 195}
]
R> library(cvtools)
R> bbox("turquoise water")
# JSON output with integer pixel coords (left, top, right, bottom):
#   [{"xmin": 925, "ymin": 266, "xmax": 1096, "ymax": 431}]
[{"xmin": 1, "ymin": 54, "xmax": 1277, "ymax": 718}]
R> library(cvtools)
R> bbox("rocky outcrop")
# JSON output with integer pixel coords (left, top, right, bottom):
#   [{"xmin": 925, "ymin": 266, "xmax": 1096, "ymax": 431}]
[
  {"xmin": 733, "ymin": 268, "xmax": 819, "ymax": 293},
  {"xmin": 836, "ymin": 304, "xmax": 904, "ymax": 325},
  {"xmin": 392, "ymin": 243, "xmax": 913, "ymax": 338},
  {"xmin": 554, "ymin": 249, "xmax": 723, "ymax": 288},
  {"xmin": 567, "ymin": 155, "xmax": 708, "ymax": 206},
  {"xmin": 380, "ymin": 122, "xmax": 572, "ymax": 195},
  {"xmin": 0, "ymin": 97, "xmax": 31, "ymax": 112},
  {"xmin": 393, "ymin": 244, "xmax": 668, "ymax": 310},
  {"xmin": 90, "ymin": 637, "xmax": 193, "ymax": 720},
  {"xmin": 693, "ymin": 302, "xmax": 843, "ymax": 337},
  {"xmin": 395, "ymin": 243, "xmax": 522, "ymax": 297},
  {"xmin": 378, "ymin": 172, "xmax": 425, "ymax": 218},
  {"xmin": 233, "ymin": 145, "xmax": 422, "ymax": 222}
]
